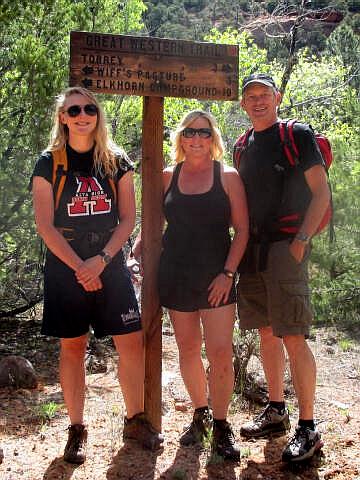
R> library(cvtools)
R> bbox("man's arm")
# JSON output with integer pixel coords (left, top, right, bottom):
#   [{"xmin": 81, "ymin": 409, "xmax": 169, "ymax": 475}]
[{"xmin": 289, "ymin": 164, "xmax": 331, "ymax": 262}]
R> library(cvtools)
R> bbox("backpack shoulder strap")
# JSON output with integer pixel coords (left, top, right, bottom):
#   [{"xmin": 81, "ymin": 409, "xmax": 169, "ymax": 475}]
[
  {"xmin": 233, "ymin": 127, "xmax": 253, "ymax": 171},
  {"xmin": 52, "ymin": 148, "xmax": 68, "ymax": 211},
  {"xmin": 279, "ymin": 119, "xmax": 299, "ymax": 167}
]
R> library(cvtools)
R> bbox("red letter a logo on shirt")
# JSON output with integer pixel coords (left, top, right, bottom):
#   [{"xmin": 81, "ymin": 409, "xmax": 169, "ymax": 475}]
[{"xmin": 68, "ymin": 177, "xmax": 112, "ymax": 216}]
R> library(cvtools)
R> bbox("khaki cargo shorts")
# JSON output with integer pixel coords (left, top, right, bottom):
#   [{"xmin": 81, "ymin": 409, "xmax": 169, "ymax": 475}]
[{"xmin": 237, "ymin": 240, "xmax": 313, "ymax": 337}]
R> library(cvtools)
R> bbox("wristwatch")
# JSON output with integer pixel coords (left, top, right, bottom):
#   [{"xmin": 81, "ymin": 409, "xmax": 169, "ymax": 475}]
[
  {"xmin": 223, "ymin": 269, "xmax": 235, "ymax": 279},
  {"xmin": 295, "ymin": 231, "xmax": 310, "ymax": 244},
  {"xmin": 99, "ymin": 250, "xmax": 112, "ymax": 265}
]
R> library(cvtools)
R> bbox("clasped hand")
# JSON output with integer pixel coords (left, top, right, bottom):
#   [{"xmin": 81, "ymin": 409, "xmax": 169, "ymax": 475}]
[
  {"xmin": 207, "ymin": 273, "xmax": 233, "ymax": 308},
  {"xmin": 75, "ymin": 255, "xmax": 105, "ymax": 291}
]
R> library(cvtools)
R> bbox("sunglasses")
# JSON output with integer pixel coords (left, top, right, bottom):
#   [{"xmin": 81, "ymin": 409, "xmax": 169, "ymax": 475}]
[
  {"xmin": 66, "ymin": 104, "xmax": 98, "ymax": 117},
  {"xmin": 182, "ymin": 127, "xmax": 212, "ymax": 138}
]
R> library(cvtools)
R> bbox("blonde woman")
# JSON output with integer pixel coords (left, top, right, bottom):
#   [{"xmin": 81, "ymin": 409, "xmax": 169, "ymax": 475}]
[
  {"xmin": 159, "ymin": 110, "xmax": 249, "ymax": 460},
  {"xmin": 31, "ymin": 87, "xmax": 163, "ymax": 464}
]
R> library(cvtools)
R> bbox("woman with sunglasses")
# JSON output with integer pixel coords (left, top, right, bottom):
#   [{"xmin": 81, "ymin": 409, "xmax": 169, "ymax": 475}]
[
  {"xmin": 31, "ymin": 86, "xmax": 163, "ymax": 464},
  {"xmin": 159, "ymin": 110, "xmax": 248, "ymax": 460}
]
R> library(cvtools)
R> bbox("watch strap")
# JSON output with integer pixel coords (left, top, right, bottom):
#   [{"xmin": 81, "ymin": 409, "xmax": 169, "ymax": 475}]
[{"xmin": 295, "ymin": 231, "xmax": 310, "ymax": 243}]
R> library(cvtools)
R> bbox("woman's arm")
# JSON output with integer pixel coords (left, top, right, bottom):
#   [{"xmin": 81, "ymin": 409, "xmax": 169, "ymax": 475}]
[
  {"xmin": 208, "ymin": 167, "xmax": 249, "ymax": 307},
  {"xmin": 32, "ymin": 176, "xmax": 102, "ymax": 291},
  {"xmin": 33, "ymin": 176, "xmax": 84, "ymax": 270},
  {"xmin": 223, "ymin": 167, "xmax": 249, "ymax": 273},
  {"xmin": 75, "ymin": 171, "xmax": 136, "ymax": 284},
  {"xmin": 127, "ymin": 167, "xmax": 171, "ymax": 266}
]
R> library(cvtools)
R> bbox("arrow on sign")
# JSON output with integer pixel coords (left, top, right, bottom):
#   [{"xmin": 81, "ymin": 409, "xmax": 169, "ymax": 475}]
[
  {"xmin": 82, "ymin": 66, "xmax": 94, "ymax": 75},
  {"xmin": 82, "ymin": 78, "xmax": 93, "ymax": 88}
]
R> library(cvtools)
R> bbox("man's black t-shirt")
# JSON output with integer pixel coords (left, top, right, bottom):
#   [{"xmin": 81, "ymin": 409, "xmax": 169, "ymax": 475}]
[
  {"xmin": 32, "ymin": 143, "xmax": 133, "ymax": 232},
  {"xmin": 237, "ymin": 121, "xmax": 323, "ymax": 237}
]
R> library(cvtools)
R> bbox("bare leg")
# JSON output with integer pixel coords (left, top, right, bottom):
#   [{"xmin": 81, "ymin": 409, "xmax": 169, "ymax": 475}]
[
  {"xmin": 60, "ymin": 335, "xmax": 88, "ymax": 425},
  {"xmin": 169, "ymin": 309, "xmax": 208, "ymax": 409},
  {"xmin": 259, "ymin": 326, "xmax": 285, "ymax": 402},
  {"xmin": 283, "ymin": 335, "xmax": 316, "ymax": 419},
  {"xmin": 113, "ymin": 330, "xmax": 144, "ymax": 418},
  {"xmin": 201, "ymin": 304, "xmax": 235, "ymax": 419}
]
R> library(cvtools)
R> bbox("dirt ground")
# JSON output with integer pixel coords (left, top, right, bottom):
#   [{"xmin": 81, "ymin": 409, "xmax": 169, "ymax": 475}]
[{"xmin": 0, "ymin": 317, "xmax": 359, "ymax": 480}]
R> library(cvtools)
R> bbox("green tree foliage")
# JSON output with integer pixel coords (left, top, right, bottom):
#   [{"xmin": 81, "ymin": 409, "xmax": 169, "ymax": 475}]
[{"xmin": 326, "ymin": 18, "xmax": 360, "ymax": 91}]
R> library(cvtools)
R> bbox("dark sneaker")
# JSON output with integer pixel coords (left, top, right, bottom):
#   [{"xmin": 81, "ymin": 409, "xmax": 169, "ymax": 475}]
[
  {"xmin": 123, "ymin": 413, "xmax": 164, "ymax": 451},
  {"xmin": 63, "ymin": 424, "xmax": 87, "ymax": 464},
  {"xmin": 212, "ymin": 421, "xmax": 240, "ymax": 462},
  {"xmin": 240, "ymin": 404, "xmax": 290, "ymax": 438},
  {"xmin": 179, "ymin": 407, "xmax": 212, "ymax": 446},
  {"xmin": 282, "ymin": 425, "xmax": 323, "ymax": 462}
]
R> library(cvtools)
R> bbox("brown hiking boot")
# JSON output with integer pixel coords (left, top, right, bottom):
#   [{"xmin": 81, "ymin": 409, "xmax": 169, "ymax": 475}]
[
  {"xmin": 63, "ymin": 424, "xmax": 87, "ymax": 464},
  {"xmin": 212, "ymin": 420, "xmax": 240, "ymax": 461},
  {"xmin": 179, "ymin": 407, "xmax": 212, "ymax": 446},
  {"xmin": 123, "ymin": 413, "xmax": 164, "ymax": 451}
]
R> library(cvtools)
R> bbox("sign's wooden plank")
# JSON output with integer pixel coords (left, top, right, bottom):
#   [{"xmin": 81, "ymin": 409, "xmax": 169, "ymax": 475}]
[
  {"xmin": 70, "ymin": 32, "xmax": 239, "ymax": 100},
  {"xmin": 141, "ymin": 97, "xmax": 164, "ymax": 431}
]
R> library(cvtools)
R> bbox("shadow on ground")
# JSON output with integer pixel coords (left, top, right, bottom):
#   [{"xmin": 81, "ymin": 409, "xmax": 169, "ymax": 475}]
[
  {"xmin": 106, "ymin": 440, "xmax": 163, "ymax": 480},
  {"xmin": 43, "ymin": 457, "xmax": 79, "ymax": 479}
]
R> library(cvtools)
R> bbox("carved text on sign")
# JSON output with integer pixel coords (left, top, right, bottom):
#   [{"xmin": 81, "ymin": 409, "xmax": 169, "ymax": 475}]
[{"xmin": 70, "ymin": 32, "xmax": 239, "ymax": 100}]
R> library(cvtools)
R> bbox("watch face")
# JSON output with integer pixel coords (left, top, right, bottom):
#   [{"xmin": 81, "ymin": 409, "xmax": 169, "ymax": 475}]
[
  {"xmin": 296, "ymin": 232, "xmax": 309, "ymax": 242},
  {"xmin": 100, "ymin": 251, "xmax": 112, "ymax": 264},
  {"xmin": 103, "ymin": 254, "xmax": 112, "ymax": 265}
]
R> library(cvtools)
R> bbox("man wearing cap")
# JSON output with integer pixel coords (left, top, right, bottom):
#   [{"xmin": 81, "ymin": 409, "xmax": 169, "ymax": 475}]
[{"xmin": 234, "ymin": 73, "xmax": 330, "ymax": 462}]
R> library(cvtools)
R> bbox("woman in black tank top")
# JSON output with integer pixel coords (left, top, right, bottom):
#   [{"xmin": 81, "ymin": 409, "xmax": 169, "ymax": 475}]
[{"xmin": 159, "ymin": 110, "xmax": 248, "ymax": 460}]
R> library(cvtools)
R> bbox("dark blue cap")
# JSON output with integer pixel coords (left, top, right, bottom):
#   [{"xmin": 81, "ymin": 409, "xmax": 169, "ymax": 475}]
[{"xmin": 242, "ymin": 73, "xmax": 278, "ymax": 93}]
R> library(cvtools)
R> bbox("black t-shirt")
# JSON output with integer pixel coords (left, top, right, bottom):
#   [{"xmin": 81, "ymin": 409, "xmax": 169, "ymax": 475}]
[
  {"xmin": 32, "ymin": 143, "xmax": 133, "ymax": 232},
  {"xmin": 237, "ymin": 121, "xmax": 323, "ymax": 236}
]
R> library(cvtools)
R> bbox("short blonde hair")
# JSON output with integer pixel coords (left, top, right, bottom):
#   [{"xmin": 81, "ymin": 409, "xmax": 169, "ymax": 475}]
[
  {"xmin": 170, "ymin": 110, "xmax": 224, "ymax": 163},
  {"xmin": 47, "ymin": 86, "xmax": 127, "ymax": 177}
]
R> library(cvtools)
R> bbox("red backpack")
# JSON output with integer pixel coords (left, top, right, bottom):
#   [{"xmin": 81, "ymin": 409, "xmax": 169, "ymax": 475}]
[{"xmin": 233, "ymin": 119, "xmax": 333, "ymax": 236}]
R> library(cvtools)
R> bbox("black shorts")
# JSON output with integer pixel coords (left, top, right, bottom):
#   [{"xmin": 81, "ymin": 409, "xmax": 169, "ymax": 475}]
[
  {"xmin": 158, "ymin": 256, "xmax": 236, "ymax": 312},
  {"xmin": 42, "ymin": 249, "xmax": 141, "ymax": 339}
]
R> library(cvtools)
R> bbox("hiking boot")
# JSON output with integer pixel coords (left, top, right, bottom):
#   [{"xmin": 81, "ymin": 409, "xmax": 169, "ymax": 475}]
[
  {"xmin": 212, "ymin": 421, "xmax": 240, "ymax": 462},
  {"xmin": 179, "ymin": 407, "xmax": 212, "ymax": 446},
  {"xmin": 63, "ymin": 424, "xmax": 87, "ymax": 464},
  {"xmin": 123, "ymin": 413, "xmax": 164, "ymax": 451},
  {"xmin": 240, "ymin": 404, "xmax": 290, "ymax": 438},
  {"xmin": 282, "ymin": 425, "xmax": 323, "ymax": 462}
]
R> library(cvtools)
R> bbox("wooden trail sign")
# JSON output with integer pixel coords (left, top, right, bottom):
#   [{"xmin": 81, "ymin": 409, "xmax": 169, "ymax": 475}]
[
  {"xmin": 70, "ymin": 32, "xmax": 239, "ymax": 100},
  {"xmin": 70, "ymin": 31, "xmax": 239, "ymax": 431}
]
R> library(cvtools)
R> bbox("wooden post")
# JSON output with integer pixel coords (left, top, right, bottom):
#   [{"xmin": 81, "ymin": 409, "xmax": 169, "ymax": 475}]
[{"xmin": 141, "ymin": 96, "xmax": 164, "ymax": 431}]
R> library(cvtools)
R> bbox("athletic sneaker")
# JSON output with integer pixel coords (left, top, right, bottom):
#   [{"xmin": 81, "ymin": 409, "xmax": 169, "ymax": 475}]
[
  {"xmin": 240, "ymin": 404, "xmax": 290, "ymax": 438},
  {"xmin": 282, "ymin": 425, "xmax": 323, "ymax": 462},
  {"xmin": 180, "ymin": 407, "xmax": 212, "ymax": 446},
  {"xmin": 63, "ymin": 424, "xmax": 87, "ymax": 464},
  {"xmin": 212, "ymin": 421, "xmax": 240, "ymax": 461},
  {"xmin": 123, "ymin": 412, "xmax": 164, "ymax": 450}
]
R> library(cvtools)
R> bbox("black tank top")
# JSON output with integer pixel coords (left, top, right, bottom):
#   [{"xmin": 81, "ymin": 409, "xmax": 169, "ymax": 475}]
[{"xmin": 162, "ymin": 160, "xmax": 231, "ymax": 267}]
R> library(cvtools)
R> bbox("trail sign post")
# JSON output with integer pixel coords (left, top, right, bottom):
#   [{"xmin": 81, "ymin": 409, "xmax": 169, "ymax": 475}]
[{"xmin": 70, "ymin": 31, "xmax": 239, "ymax": 431}]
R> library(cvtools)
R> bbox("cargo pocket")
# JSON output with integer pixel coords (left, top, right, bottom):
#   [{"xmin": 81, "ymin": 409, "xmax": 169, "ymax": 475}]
[{"xmin": 279, "ymin": 281, "xmax": 312, "ymax": 326}]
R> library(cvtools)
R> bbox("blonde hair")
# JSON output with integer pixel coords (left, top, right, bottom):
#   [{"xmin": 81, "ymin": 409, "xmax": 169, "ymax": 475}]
[
  {"xmin": 170, "ymin": 110, "xmax": 224, "ymax": 163},
  {"xmin": 47, "ymin": 86, "xmax": 127, "ymax": 177}
]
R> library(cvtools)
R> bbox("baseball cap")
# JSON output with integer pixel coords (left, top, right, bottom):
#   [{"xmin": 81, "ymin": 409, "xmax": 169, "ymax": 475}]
[{"xmin": 242, "ymin": 73, "xmax": 278, "ymax": 93}]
